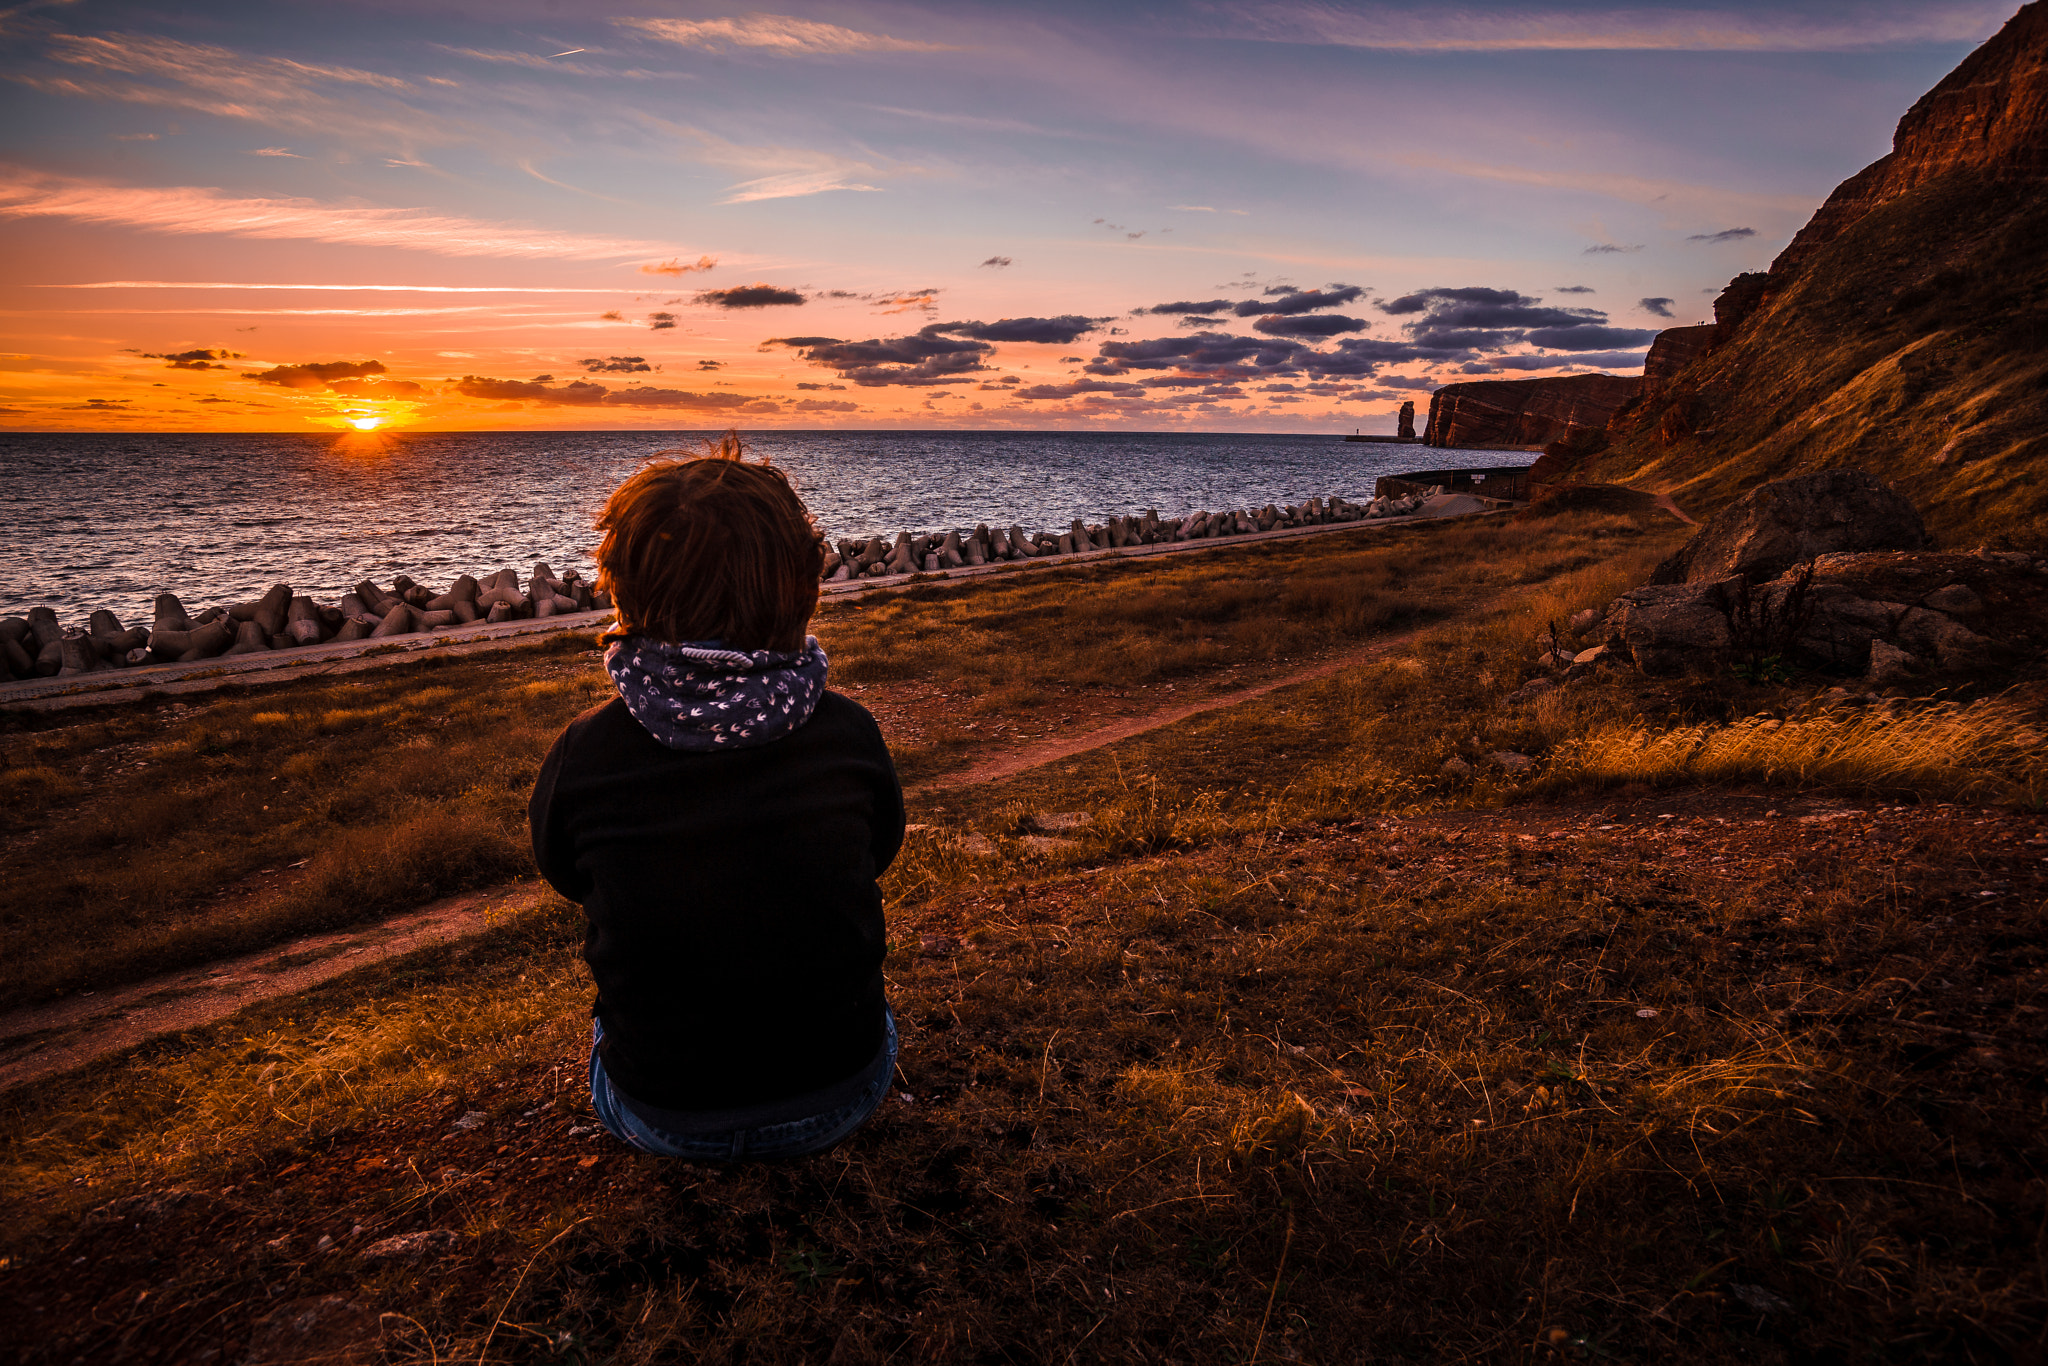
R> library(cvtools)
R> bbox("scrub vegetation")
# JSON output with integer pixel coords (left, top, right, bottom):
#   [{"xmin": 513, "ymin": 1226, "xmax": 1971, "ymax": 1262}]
[{"xmin": 3, "ymin": 504, "xmax": 2044, "ymax": 1363}]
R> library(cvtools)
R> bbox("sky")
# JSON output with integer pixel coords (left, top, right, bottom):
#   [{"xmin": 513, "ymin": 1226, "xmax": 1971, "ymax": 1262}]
[{"xmin": 0, "ymin": 0, "xmax": 2013, "ymax": 433}]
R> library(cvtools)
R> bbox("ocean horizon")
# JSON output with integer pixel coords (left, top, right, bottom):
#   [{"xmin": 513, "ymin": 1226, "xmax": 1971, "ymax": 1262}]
[{"xmin": 3, "ymin": 428, "xmax": 1531, "ymax": 625}]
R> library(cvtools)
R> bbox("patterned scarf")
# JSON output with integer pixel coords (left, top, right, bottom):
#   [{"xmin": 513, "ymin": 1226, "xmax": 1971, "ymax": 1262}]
[{"xmin": 605, "ymin": 635, "xmax": 829, "ymax": 752}]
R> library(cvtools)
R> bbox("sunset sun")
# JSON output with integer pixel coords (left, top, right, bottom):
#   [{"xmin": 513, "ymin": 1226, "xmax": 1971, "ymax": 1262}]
[{"xmin": 350, "ymin": 416, "xmax": 381, "ymax": 431}]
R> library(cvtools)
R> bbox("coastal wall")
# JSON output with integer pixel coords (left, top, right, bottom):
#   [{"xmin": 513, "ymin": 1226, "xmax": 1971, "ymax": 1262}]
[
  {"xmin": 0, "ymin": 487, "xmax": 1456, "ymax": 684},
  {"xmin": 1422, "ymin": 374, "xmax": 1642, "ymax": 450}
]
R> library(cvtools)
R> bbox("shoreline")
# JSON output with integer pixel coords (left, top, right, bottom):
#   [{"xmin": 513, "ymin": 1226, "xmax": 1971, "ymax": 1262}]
[{"xmin": 0, "ymin": 502, "xmax": 1514, "ymax": 711}]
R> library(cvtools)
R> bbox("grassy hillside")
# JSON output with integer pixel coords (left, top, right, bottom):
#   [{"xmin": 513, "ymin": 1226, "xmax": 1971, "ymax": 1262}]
[{"xmin": 1586, "ymin": 169, "xmax": 2048, "ymax": 545}]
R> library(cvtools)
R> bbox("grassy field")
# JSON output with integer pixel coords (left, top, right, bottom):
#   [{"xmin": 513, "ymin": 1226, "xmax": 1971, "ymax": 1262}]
[{"xmin": 2, "ymin": 503, "xmax": 2045, "ymax": 1363}]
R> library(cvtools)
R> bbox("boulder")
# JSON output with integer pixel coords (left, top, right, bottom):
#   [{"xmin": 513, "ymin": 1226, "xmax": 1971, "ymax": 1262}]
[
  {"xmin": 1651, "ymin": 469, "xmax": 1930, "ymax": 586},
  {"xmin": 1867, "ymin": 639, "xmax": 1918, "ymax": 685},
  {"xmin": 1605, "ymin": 580, "xmax": 1737, "ymax": 673}
]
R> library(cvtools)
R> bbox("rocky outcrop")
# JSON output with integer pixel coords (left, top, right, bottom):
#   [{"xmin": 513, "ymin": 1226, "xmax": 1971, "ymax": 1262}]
[
  {"xmin": 1397, "ymin": 400, "xmax": 1416, "ymax": 439},
  {"xmin": 1423, "ymin": 374, "xmax": 1642, "ymax": 449},
  {"xmin": 1641, "ymin": 325, "xmax": 1719, "ymax": 397},
  {"xmin": 1650, "ymin": 469, "xmax": 1931, "ymax": 585},
  {"xmin": 1552, "ymin": 548, "xmax": 2045, "ymax": 680},
  {"xmin": 1587, "ymin": 3, "xmax": 2048, "ymax": 544},
  {"xmin": 1772, "ymin": 3, "xmax": 2048, "ymax": 279}
]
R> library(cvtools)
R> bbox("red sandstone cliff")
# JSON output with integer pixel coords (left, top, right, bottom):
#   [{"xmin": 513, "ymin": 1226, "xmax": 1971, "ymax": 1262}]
[
  {"xmin": 1580, "ymin": 1, "xmax": 2048, "ymax": 542},
  {"xmin": 1422, "ymin": 374, "xmax": 1641, "ymax": 449}
]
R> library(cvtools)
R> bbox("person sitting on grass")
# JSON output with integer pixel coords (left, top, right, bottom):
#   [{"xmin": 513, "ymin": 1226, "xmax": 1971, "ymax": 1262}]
[{"xmin": 529, "ymin": 437, "xmax": 904, "ymax": 1161}]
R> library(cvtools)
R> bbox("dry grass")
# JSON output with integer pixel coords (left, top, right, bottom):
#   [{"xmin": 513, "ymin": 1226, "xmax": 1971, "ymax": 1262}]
[
  {"xmin": 1551, "ymin": 694, "xmax": 2048, "ymax": 805},
  {"xmin": 4, "ymin": 503, "xmax": 2044, "ymax": 1359},
  {"xmin": 3, "ymin": 791, "xmax": 2041, "ymax": 1361}
]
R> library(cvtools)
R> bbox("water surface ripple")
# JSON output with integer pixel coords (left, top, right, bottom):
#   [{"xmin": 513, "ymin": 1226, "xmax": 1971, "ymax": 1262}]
[{"xmin": 2, "ymin": 430, "xmax": 1526, "ymax": 624}]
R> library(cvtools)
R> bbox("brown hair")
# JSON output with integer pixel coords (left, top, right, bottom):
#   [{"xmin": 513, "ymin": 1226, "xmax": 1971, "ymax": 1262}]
[{"xmin": 595, "ymin": 431, "xmax": 824, "ymax": 651}]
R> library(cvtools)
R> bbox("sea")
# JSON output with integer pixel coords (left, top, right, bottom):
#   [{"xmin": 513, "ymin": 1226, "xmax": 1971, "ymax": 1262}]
[{"xmin": 1, "ymin": 430, "xmax": 1530, "ymax": 627}]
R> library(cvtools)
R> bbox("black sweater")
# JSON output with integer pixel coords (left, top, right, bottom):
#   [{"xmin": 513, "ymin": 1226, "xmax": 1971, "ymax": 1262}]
[{"xmin": 529, "ymin": 691, "xmax": 904, "ymax": 1111}]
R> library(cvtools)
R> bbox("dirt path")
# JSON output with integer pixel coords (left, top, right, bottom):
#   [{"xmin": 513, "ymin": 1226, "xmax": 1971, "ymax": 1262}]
[
  {"xmin": 0, "ymin": 882, "xmax": 543, "ymax": 1092},
  {"xmin": 0, "ymin": 630, "xmax": 1423, "ymax": 1089},
  {"xmin": 917, "ymin": 631, "xmax": 1419, "ymax": 793}
]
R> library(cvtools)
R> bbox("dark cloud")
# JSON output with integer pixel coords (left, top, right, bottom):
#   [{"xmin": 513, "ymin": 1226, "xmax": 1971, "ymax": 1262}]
[
  {"xmin": 450, "ymin": 375, "xmax": 767, "ymax": 409},
  {"xmin": 600, "ymin": 310, "xmax": 624, "ymax": 321},
  {"xmin": 1013, "ymin": 378, "xmax": 1148, "ymax": 400},
  {"xmin": 1088, "ymin": 330, "xmax": 1305, "ymax": 376},
  {"xmin": 242, "ymin": 359, "xmax": 386, "ymax": 389},
  {"xmin": 979, "ymin": 256, "xmax": 1012, "ymax": 268},
  {"xmin": 1463, "ymin": 350, "xmax": 1647, "ymax": 372},
  {"xmin": 696, "ymin": 283, "xmax": 807, "ymax": 309},
  {"xmin": 139, "ymin": 347, "xmax": 242, "ymax": 370},
  {"xmin": 1372, "ymin": 287, "xmax": 1654, "ymax": 357},
  {"xmin": 1639, "ymin": 297, "xmax": 1676, "ymax": 318},
  {"xmin": 198, "ymin": 397, "xmax": 232, "ymax": 403},
  {"xmin": 1584, "ymin": 243, "xmax": 1643, "ymax": 254},
  {"xmin": 1554, "ymin": 285, "xmax": 1595, "ymax": 294},
  {"xmin": 1687, "ymin": 227, "xmax": 1756, "ymax": 243},
  {"xmin": 328, "ymin": 377, "xmax": 425, "ymax": 398},
  {"xmin": 765, "ymin": 333, "xmax": 991, "ymax": 386},
  {"xmin": 1059, "ymin": 356, "xmax": 1083, "ymax": 363},
  {"xmin": 795, "ymin": 398, "xmax": 860, "ymax": 413},
  {"xmin": 923, "ymin": 315, "xmax": 1103, "ymax": 345},
  {"xmin": 647, "ymin": 312, "xmax": 677, "ymax": 330},
  {"xmin": 1251, "ymin": 313, "xmax": 1369, "ymax": 338},
  {"xmin": 1523, "ymin": 325, "xmax": 1658, "ymax": 350},
  {"xmin": 1139, "ymin": 299, "xmax": 1235, "ymax": 316},
  {"xmin": 1174, "ymin": 316, "xmax": 1226, "ymax": 329},
  {"xmin": 794, "ymin": 381, "xmax": 848, "ymax": 391},
  {"xmin": 697, "ymin": 360, "xmax": 722, "ymax": 370},
  {"xmin": 582, "ymin": 356, "xmax": 652, "ymax": 373},
  {"xmin": 1234, "ymin": 284, "xmax": 1365, "ymax": 317}
]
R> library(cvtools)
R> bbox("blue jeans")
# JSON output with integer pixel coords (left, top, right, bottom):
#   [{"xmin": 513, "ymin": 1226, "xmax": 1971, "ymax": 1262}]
[{"xmin": 588, "ymin": 1011, "xmax": 896, "ymax": 1162}]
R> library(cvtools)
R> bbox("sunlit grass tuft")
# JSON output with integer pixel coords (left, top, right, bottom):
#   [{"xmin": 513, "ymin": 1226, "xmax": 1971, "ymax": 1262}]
[{"xmin": 1551, "ymin": 695, "xmax": 2048, "ymax": 803}]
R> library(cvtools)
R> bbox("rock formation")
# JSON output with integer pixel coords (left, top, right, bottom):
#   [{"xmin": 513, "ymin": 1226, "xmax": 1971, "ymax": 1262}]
[
  {"xmin": 1650, "ymin": 469, "xmax": 1931, "ymax": 585},
  {"xmin": 1584, "ymin": 1, "xmax": 2048, "ymax": 543},
  {"xmin": 1397, "ymin": 400, "xmax": 1416, "ymax": 439},
  {"xmin": 1423, "ymin": 374, "xmax": 1642, "ymax": 450}
]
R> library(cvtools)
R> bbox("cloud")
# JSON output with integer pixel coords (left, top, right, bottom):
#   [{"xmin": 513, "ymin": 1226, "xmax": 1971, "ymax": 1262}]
[
  {"xmin": 1554, "ymin": 285, "xmax": 1596, "ymax": 294},
  {"xmin": 1012, "ymin": 378, "xmax": 1148, "ymax": 400},
  {"xmin": 451, "ymin": 375, "xmax": 766, "ymax": 409},
  {"xmin": 794, "ymin": 398, "xmax": 860, "ymax": 413},
  {"xmin": 1140, "ymin": 299, "xmax": 1236, "ymax": 315},
  {"xmin": 642, "ymin": 255, "xmax": 717, "ymax": 276},
  {"xmin": 1523, "ymin": 325, "xmax": 1660, "ymax": 349},
  {"xmin": 647, "ymin": 312, "xmax": 677, "ymax": 330},
  {"xmin": 583, "ymin": 356, "xmax": 652, "ymax": 373},
  {"xmin": 696, "ymin": 360, "xmax": 723, "ymax": 370},
  {"xmin": 1687, "ymin": 226, "xmax": 1758, "ymax": 243},
  {"xmin": 765, "ymin": 333, "xmax": 991, "ymax": 386},
  {"xmin": 1250, "ymin": 313, "xmax": 1369, "ymax": 337},
  {"xmin": 924, "ymin": 315, "xmax": 1102, "ymax": 345},
  {"xmin": 979, "ymin": 256, "xmax": 1012, "ymax": 268},
  {"xmin": 26, "ymin": 32, "xmax": 448, "ymax": 146},
  {"xmin": 1463, "ymin": 350, "xmax": 1648, "ymax": 372},
  {"xmin": 1236, "ymin": 284, "xmax": 1366, "ymax": 316},
  {"xmin": 794, "ymin": 381, "xmax": 847, "ymax": 391},
  {"xmin": 600, "ymin": 310, "xmax": 625, "ymax": 321},
  {"xmin": 1640, "ymin": 297, "xmax": 1676, "ymax": 317},
  {"xmin": 139, "ymin": 346, "xmax": 241, "ymax": 369},
  {"xmin": 1584, "ymin": 243, "xmax": 1644, "ymax": 254},
  {"xmin": 248, "ymin": 147, "xmax": 301, "ymax": 157},
  {"xmin": 242, "ymin": 359, "xmax": 387, "ymax": 389},
  {"xmin": 695, "ymin": 283, "xmax": 806, "ymax": 308},
  {"xmin": 620, "ymin": 15, "xmax": 960, "ymax": 56},
  {"xmin": 0, "ymin": 171, "xmax": 675, "ymax": 259},
  {"xmin": 1222, "ymin": 5, "xmax": 2009, "ymax": 52},
  {"xmin": 327, "ymin": 377, "xmax": 425, "ymax": 398}
]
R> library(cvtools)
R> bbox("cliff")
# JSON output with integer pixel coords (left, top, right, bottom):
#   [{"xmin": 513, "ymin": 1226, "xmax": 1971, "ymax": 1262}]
[
  {"xmin": 1578, "ymin": 1, "xmax": 2048, "ymax": 544},
  {"xmin": 1423, "ymin": 374, "xmax": 1641, "ymax": 449}
]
